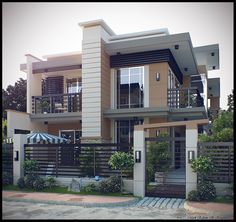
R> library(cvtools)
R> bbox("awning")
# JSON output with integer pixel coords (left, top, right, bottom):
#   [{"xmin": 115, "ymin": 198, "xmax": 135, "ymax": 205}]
[{"xmin": 27, "ymin": 132, "xmax": 68, "ymax": 144}]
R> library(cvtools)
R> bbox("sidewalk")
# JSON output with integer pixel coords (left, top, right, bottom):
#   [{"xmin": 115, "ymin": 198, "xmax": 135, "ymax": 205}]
[
  {"xmin": 2, "ymin": 191, "xmax": 139, "ymax": 207},
  {"xmin": 184, "ymin": 200, "xmax": 234, "ymax": 218}
]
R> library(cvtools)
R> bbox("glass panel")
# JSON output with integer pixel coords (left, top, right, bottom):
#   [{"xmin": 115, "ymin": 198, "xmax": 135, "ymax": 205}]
[
  {"xmin": 118, "ymin": 70, "xmax": 129, "ymax": 108},
  {"xmin": 75, "ymin": 130, "xmax": 82, "ymax": 143},
  {"xmin": 60, "ymin": 131, "xmax": 74, "ymax": 144}
]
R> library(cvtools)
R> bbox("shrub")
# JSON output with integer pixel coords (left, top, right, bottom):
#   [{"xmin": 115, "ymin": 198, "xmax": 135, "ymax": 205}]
[
  {"xmin": 188, "ymin": 190, "xmax": 201, "ymax": 201},
  {"xmin": 17, "ymin": 177, "xmax": 25, "ymax": 189},
  {"xmin": 107, "ymin": 175, "xmax": 122, "ymax": 193},
  {"xmin": 24, "ymin": 174, "xmax": 39, "ymax": 189},
  {"xmin": 197, "ymin": 180, "xmax": 216, "ymax": 201},
  {"xmin": 82, "ymin": 183, "xmax": 99, "ymax": 192},
  {"xmin": 33, "ymin": 177, "xmax": 46, "ymax": 191},
  {"xmin": 191, "ymin": 156, "xmax": 215, "ymax": 179},
  {"xmin": 45, "ymin": 176, "xmax": 57, "ymax": 189},
  {"xmin": 23, "ymin": 159, "xmax": 39, "ymax": 175},
  {"xmin": 99, "ymin": 180, "xmax": 110, "ymax": 194}
]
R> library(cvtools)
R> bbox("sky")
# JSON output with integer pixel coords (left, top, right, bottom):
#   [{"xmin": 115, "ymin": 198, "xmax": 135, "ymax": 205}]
[{"xmin": 2, "ymin": 2, "xmax": 233, "ymax": 110}]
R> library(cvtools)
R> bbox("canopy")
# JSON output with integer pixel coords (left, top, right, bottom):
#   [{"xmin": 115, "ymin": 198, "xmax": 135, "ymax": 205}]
[{"xmin": 27, "ymin": 132, "xmax": 68, "ymax": 144}]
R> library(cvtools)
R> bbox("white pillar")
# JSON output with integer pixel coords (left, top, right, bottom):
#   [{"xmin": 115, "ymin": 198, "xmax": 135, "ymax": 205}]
[
  {"xmin": 13, "ymin": 134, "xmax": 27, "ymax": 185},
  {"xmin": 133, "ymin": 130, "xmax": 146, "ymax": 197},
  {"xmin": 185, "ymin": 127, "xmax": 198, "ymax": 197}
]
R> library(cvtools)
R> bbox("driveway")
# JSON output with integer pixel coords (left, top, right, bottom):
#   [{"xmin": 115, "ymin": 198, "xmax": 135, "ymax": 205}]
[{"xmin": 2, "ymin": 200, "xmax": 232, "ymax": 220}]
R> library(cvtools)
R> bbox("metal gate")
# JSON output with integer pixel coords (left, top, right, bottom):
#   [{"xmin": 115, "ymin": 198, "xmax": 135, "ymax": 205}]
[
  {"xmin": 145, "ymin": 136, "xmax": 186, "ymax": 198},
  {"xmin": 2, "ymin": 143, "xmax": 14, "ymax": 185}
]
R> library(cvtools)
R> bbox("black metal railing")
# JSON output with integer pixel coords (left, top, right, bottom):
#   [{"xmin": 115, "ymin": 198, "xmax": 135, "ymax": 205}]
[
  {"xmin": 168, "ymin": 87, "xmax": 204, "ymax": 109},
  {"xmin": 32, "ymin": 93, "xmax": 81, "ymax": 114}
]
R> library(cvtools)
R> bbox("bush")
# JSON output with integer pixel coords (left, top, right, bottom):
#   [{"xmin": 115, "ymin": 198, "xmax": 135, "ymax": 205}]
[
  {"xmin": 191, "ymin": 156, "xmax": 215, "ymax": 179},
  {"xmin": 107, "ymin": 175, "xmax": 122, "ymax": 193},
  {"xmin": 17, "ymin": 177, "xmax": 25, "ymax": 189},
  {"xmin": 23, "ymin": 159, "xmax": 39, "ymax": 174},
  {"xmin": 33, "ymin": 177, "xmax": 46, "ymax": 191},
  {"xmin": 188, "ymin": 190, "xmax": 201, "ymax": 201},
  {"xmin": 197, "ymin": 180, "xmax": 216, "ymax": 201},
  {"xmin": 45, "ymin": 176, "xmax": 57, "ymax": 189},
  {"xmin": 99, "ymin": 180, "xmax": 111, "ymax": 194},
  {"xmin": 24, "ymin": 174, "xmax": 39, "ymax": 189},
  {"xmin": 82, "ymin": 183, "xmax": 99, "ymax": 192}
]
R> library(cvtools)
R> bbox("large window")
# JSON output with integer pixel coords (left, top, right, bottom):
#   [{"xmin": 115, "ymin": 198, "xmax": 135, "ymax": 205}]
[
  {"xmin": 116, "ymin": 118, "xmax": 143, "ymax": 144},
  {"xmin": 67, "ymin": 78, "xmax": 82, "ymax": 94},
  {"xmin": 117, "ymin": 67, "xmax": 144, "ymax": 109},
  {"xmin": 60, "ymin": 130, "xmax": 81, "ymax": 143}
]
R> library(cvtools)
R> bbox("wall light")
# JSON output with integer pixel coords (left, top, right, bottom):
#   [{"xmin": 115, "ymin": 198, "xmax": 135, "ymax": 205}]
[
  {"xmin": 135, "ymin": 151, "xmax": 141, "ymax": 163},
  {"xmin": 156, "ymin": 72, "xmax": 160, "ymax": 81},
  {"xmin": 14, "ymin": 150, "xmax": 19, "ymax": 161},
  {"xmin": 188, "ymin": 150, "xmax": 195, "ymax": 163},
  {"xmin": 175, "ymin": 44, "xmax": 179, "ymax": 50}
]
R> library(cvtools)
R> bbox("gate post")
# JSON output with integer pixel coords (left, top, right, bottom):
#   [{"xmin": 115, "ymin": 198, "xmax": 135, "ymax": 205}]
[
  {"xmin": 185, "ymin": 124, "xmax": 198, "ymax": 198},
  {"xmin": 13, "ymin": 134, "xmax": 27, "ymax": 185},
  {"xmin": 133, "ymin": 129, "xmax": 145, "ymax": 197}
]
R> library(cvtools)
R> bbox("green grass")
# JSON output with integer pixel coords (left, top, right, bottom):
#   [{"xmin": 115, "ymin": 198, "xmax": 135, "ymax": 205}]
[
  {"xmin": 212, "ymin": 196, "xmax": 234, "ymax": 204},
  {"xmin": 2, "ymin": 185, "xmax": 133, "ymax": 197}
]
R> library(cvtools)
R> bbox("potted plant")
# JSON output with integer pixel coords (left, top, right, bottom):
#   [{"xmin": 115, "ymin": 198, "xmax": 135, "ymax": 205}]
[
  {"xmin": 41, "ymin": 100, "xmax": 50, "ymax": 114},
  {"xmin": 147, "ymin": 133, "xmax": 171, "ymax": 185}
]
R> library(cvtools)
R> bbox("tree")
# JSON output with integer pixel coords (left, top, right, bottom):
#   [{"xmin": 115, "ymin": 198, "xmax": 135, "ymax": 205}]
[
  {"xmin": 2, "ymin": 78, "xmax": 27, "ymax": 119},
  {"xmin": 227, "ymin": 89, "xmax": 234, "ymax": 112},
  {"xmin": 108, "ymin": 151, "xmax": 134, "ymax": 192}
]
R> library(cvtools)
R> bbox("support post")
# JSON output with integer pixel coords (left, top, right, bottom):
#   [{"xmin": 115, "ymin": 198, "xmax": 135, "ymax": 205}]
[
  {"xmin": 185, "ymin": 124, "xmax": 198, "ymax": 198},
  {"xmin": 13, "ymin": 134, "xmax": 27, "ymax": 185},
  {"xmin": 133, "ymin": 130, "xmax": 145, "ymax": 197}
]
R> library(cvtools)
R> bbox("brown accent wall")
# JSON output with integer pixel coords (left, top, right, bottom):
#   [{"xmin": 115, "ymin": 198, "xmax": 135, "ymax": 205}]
[
  {"xmin": 48, "ymin": 122, "xmax": 81, "ymax": 136},
  {"xmin": 149, "ymin": 62, "xmax": 168, "ymax": 107},
  {"xmin": 182, "ymin": 76, "xmax": 191, "ymax": 88},
  {"xmin": 198, "ymin": 65, "xmax": 208, "ymax": 77},
  {"xmin": 148, "ymin": 117, "xmax": 168, "ymax": 137},
  {"xmin": 210, "ymin": 97, "xmax": 220, "ymax": 109},
  {"xmin": 101, "ymin": 41, "xmax": 111, "ymax": 141}
]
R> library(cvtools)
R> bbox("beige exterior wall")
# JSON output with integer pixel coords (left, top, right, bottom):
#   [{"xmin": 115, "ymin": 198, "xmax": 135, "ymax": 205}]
[
  {"xmin": 101, "ymin": 41, "xmax": 111, "ymax": 141},
  {"xmin": 149, "ymin": 62, "xmax": 168, "ymax": 107},
  {"xmin": 48, "ymin": 122, "xmax": 81, "ymax": 136},
  {"xmin": 6, "ymin": 110, "xmax": 47, "ymax": 138},
  {"xmin": 148, "ymin": 117, "xmax": 168, "ymax": 137}
]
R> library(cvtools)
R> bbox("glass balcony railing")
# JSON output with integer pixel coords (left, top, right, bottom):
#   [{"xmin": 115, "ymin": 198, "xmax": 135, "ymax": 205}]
[
  {"xmin": 167, "ymin": 87, "xmax": 204, "ymax": 109},
  {"xmin": 32, "ymin": 93, "xmax": 81, "ymax": 114}
]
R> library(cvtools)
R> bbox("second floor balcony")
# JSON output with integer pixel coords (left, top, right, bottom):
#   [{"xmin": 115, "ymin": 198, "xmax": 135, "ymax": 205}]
[{"xmin": 32, "ymin": 93, "xmax": 81, "ymax": 114}]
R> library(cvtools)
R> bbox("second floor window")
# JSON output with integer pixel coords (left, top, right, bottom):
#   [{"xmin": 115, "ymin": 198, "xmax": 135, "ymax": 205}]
[
  {"xmin": 117, "ymin": 66, "xmax": 144, "ymax": 109},
  {"xmin": 67, "ymin": 78, "xmax": 82, "ymax": 94}
]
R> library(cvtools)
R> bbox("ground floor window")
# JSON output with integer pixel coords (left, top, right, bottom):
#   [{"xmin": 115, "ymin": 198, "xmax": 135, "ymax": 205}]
[
  {"xmin": 60, "ymin": 130, "xmax": 81, "ymax": 143},
  {"xmin": 116, "ymin": 118, "xmax": 144, "ymax": 144}
]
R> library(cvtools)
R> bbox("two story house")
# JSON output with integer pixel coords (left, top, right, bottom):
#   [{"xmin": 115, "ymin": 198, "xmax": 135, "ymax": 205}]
[{"xmin": 7, "ymin": 19, "xmax": 220, "ymax": 148}]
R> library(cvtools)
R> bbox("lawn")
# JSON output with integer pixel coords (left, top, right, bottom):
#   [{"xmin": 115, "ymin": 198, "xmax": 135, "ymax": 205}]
[{"xmin": 2, "ymin": 184, "xmax": 134, "ymax": 197}]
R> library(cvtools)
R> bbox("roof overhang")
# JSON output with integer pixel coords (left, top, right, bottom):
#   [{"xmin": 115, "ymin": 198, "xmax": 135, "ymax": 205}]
[
  {"xmin": 105, "ymin": 32, "xmax": 199, "ymax": 76},
  {"xmin": 193, "ymin": 44, "xmax": 219, "ymax": 71}
]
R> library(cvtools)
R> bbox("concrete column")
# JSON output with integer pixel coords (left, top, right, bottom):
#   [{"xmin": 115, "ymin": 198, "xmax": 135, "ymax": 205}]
[
  {"xmin": 13, "ymin": 134, "xmax": 27, "ymax": 185},
  {"xmin": 185, "ymin": 126, "xmax": 198, "ymax": 197},
  {"xmin": 133, "ymin": 130, "xmax": 146, "ymax": 197}
]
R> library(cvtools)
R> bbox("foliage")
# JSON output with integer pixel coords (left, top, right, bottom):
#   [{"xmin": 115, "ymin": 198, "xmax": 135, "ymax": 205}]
[
  {"xmin": 17, "ymin": 178, "xmax": 25, "ymax": 189},
  {"xmin": 23, "ymin": 159, "xmax": 40, "ymax": 175},
  {"xmin": 146, "ymin": 133, "xmax": 171, "ymax": 183},
  {"xmin": 227, "ymin": 89, "xmax": 234, "ymax": 112},
  {"xmin": 108, "ymin": 151, "xmax": 134, "ymax": 192},
  {"xmin": 106, "ymin": 175, "xmax": 122, "ymax": 193},
  {"xmin": 80, "ymin": 147, "xmax": 95, "ymax": 177},
  {"xmin": 187, "ymin": 190, "xmax": 201, "ymax": 201},
  {"xmin": 33, "ymin": 177, "xmax": 46, "ymax": 191},
  {"xmin": 3, "ymin": 172, "xmax": 12, "ymax": 185},
  {"xmin": 191, "ymin": 156, "xmax": 215, "ymax": 179},
  {"xmin": 99, "ymin": 180, "xmax": 111, "ymax": 194},
  {"xmin": 82, "ymin": 183, "xmax": 99, "ymax": 193},
  {"xmin": 199, "ymin": 111, "xmax": 234, "ymax": 142},
  {"xmin": 197, "ymin": 180, "xmax": 216, "ymax": 201},
  {"xmin": 2, "ymin": 78, "xmax": 27, "ymax": 119},
  {"xmin": 45, "ymin": 176, "xmax": 57, "ymax": 189},
  {"xmin": 24, "ymin": 174, "xmax": 39, "ymax": 189}
]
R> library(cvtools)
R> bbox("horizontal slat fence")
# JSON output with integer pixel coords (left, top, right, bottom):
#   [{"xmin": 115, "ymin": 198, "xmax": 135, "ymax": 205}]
[
  {"xmin": 2, "ymin": 143, "xmax": 14, "ymax": 184},
  {"xmin": 198, "ymin": 142, "xmax": 234, "ymax": 183},
  {"xmin": 24, "ymin": 143, "xmax": 133, "ymax": 179}
]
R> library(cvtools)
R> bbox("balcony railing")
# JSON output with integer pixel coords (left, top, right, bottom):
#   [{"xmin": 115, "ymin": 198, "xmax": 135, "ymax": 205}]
[
  {"xmin": 32, "ymin": 93, "xmax": 81, "ymax": 114},
  {"xmin": 167, "ymin": 87, "xmax": 204, "ymax": 109}
]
